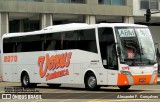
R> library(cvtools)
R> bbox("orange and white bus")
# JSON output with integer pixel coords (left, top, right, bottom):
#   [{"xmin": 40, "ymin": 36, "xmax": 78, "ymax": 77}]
[{"xmin": 2, "ymin": 23, "xmax": 158, "ymax": 91}]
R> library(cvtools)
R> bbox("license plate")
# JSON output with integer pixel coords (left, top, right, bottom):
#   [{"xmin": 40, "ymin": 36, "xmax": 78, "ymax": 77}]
[{"xmin": 139, "ymin": 78, "xmax": 146, "ymax": 82}]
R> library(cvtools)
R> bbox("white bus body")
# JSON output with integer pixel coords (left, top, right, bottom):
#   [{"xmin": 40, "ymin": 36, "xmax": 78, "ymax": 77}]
[{"xmin": 2, "ymin": 23, "xmax": 158, "ymax": 91}]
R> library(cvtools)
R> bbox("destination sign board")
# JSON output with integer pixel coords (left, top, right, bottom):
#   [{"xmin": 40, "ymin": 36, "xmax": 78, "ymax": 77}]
[{"xmin": 118, "ymin": 29, "xmax": 135, "ymax": 37}]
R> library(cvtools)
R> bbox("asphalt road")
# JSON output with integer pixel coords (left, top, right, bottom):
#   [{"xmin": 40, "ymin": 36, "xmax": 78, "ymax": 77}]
[{"xmin": 0, "ymin": 82, "xmax": 160, "ymax": 102}]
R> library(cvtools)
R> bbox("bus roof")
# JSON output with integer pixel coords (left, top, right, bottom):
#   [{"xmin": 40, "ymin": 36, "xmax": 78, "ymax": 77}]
[{"xmin": 2, "ymin": 23, "xmax": 148, "ymax": 38}]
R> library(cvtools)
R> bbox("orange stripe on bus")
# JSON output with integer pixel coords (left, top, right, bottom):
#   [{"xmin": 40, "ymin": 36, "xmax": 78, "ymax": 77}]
[
  {"xmin": 117, "ymin": 74, "xmax": 157, "ymax": 86},
  {"xmin": 132, "ymin": 75, "xmax": 152, "ymax": 85},
  {"xmin": 117, "ymin": 74, "xmax": 129, "ymax": 86}
]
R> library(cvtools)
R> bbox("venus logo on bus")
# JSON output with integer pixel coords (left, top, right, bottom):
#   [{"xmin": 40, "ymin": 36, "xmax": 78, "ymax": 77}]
[{"xmin": 38, "ymin": 52, "xmax": 72, "ymax": 81}]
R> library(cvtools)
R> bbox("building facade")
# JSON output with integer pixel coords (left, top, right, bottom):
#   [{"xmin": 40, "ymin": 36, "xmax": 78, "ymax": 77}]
[{"xmin": 0, "ymin": 0, "xmax": 133, "ymax": 34}]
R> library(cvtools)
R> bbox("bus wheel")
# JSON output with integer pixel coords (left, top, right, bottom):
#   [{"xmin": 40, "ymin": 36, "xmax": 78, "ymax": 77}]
[
  {"xmin": 47, "ymin": 84, "xmax": 61, "ymax": 88},
  {"xmin": 21, "ymin": 73, "xmax": 30, "ymax": 87},
  {"xmin": 85, "ymin": 73, "xmax": 100, "ymax": 90},
  {"xmin": 118, "ymin": 85, "xmax": 131, "ymax": 91}
]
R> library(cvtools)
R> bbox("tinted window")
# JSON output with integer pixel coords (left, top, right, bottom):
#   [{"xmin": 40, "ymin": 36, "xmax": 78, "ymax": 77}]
[
  {"xmin": 77, "ymin": 29, "xmax": 97, "ymax": 53},
  {"xmin": 3, "ymin": 35, "xmax": 43, "ymax": 53},
  {"xmin": 44, "ymin": 33, "xmax": 61, "ymax": 50},
  {"xmin": 45, "ymin": 29, "xmax": 97, "ymax": 53},
  {"xmin": 98, "ymin": 27, "xmax": 118, "ymax": 70},
  {"xmin": 3, "ymin": 37, "xmax": 19, "ymax": 53},
  {"xmin": 3, "ymin": 29, "xmax": 97, "ymax": 53}
]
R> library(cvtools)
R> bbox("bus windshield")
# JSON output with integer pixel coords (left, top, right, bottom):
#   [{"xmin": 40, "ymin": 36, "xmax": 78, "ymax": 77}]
[{"xmin": 115, "ymin": 27, "xmax": 156, "ymax": 66}]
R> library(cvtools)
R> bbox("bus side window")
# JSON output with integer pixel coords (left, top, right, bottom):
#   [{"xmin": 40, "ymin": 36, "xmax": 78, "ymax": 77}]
[
  {"xmin": 48, "ymin": 33, "xmax": 62, "ymax": 50},
  {"xmin": 3, "ymin": 43, "xmax": 14, "ymax": 53},
  {"xmin": 55, "ymin": 40, "xmax": 62, "ymax": 50},
  {"xmin": 17, "ymin": 43, "xmax": 22, "ymax": 52},
  {"xmin": 3, "ymin": 38, "xmax": 17, "ymax": 53},
  {"xmin": 63, "ymin": 31, "xmax": 77, "ymax": 50},
  {"xmin": 88, "ymin": 41, "xmax": 97, "ymax": 53},
  {"xmin": 45, "ymin": 40, "xmax": 56, "ymax": 51},
  {"xmin": 77, "ymin": 29, "xmax": 97, "ymax": 53},
  {"xmin": 20, "ymin": 35, "xmax": 43, "ymax": 52}
]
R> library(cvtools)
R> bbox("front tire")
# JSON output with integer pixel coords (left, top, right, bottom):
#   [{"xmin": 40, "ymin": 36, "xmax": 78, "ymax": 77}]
[
  {"xmin": 21, "ymin": 73, "xmax": 30, "ymax": 87},
  {"xmin": 85, "ymin": 73, "xmax": 100, "ymax": 90}
]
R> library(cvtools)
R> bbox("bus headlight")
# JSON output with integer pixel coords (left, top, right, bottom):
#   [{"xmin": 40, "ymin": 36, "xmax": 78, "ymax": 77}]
[{"xmin": 120, "ymin": 71, "xmax": 132, "ymax": 76}]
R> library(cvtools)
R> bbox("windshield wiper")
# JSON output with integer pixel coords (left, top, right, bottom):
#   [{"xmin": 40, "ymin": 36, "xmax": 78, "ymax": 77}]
[
  {"xmin": 124, "ymin": 58, "xmax": 137, "ymax": 66},
  {"xmin": 137, "ymin": 41, "xmax": 144, "ymax": 62},
  {"xmin": 140, "ymin": 44, "xmax": 144, "ymax": 55}
]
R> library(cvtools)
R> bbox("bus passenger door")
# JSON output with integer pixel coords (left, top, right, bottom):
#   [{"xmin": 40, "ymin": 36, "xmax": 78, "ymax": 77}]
[
  {"xmin": 107, "ymin": 44, "xmax": 118, "ymax": 85},
  {"xmin": 98, "ymin": 27, "xmax": 118, "ymax": 85}
]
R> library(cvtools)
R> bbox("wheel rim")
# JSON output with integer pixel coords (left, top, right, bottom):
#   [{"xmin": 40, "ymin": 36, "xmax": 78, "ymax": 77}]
[
  {"xmin": 88, "ymin": 76, "xmax": 96, "ymax": 88},
  {"xmin": 23, "ymin": 75, "xmax": 29, "ymax": 86}
]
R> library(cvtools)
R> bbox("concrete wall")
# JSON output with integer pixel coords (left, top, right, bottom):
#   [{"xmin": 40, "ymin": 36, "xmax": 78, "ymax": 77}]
[
  {"xmin": 0, "ymin": 12, "xmax": 9, "ymax": 81},
  {"xmin": 1, "ymin": 0, "xmax": 132, "ymax": 16}
]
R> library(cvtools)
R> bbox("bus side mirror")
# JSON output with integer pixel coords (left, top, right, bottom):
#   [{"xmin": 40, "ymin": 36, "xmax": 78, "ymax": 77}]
[
  {"xmin": 117, "ymin": 46, "xmax": 121, "ymax": 56},
  {"xmin": 103, "ymin": 59, "xmax": 107, "ymax": 65}
]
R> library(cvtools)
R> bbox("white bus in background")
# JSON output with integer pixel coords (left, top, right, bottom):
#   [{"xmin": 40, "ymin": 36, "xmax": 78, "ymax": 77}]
[{"xmin": 2, "ymin": 23, "xmax": 158, "ymax": 91}]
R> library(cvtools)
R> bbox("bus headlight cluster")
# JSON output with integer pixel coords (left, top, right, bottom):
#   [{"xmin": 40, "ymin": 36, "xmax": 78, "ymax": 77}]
[{"xmin": 120, "ymin": 71, "xmax": 132, "ymax": 76}]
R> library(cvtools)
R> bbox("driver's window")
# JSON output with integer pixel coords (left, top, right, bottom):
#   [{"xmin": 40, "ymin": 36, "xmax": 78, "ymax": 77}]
[
  {"xmin": 98, "ymin": 27, "xmax": 118, "ymax": 70},
  {"xmin": 108, "ymin": 44, "xmax": 118, "ymax": 69}
]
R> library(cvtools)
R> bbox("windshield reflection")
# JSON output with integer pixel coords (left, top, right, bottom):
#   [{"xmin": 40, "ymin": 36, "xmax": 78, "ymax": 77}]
[{"xmin": 115, "ymin": 27, "xmax": 156, "ymax": 66}]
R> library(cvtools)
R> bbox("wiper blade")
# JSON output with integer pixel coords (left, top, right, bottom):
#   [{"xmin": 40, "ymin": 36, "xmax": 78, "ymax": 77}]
[
  {"xmin": 124, "ymin": 58, "xmax": 136, "ymax": 61},
  {"xmin": 140, "ymin": 44, "xmax": 144, "ymax": 55}
]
